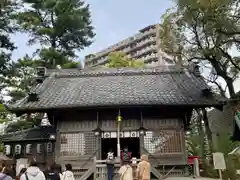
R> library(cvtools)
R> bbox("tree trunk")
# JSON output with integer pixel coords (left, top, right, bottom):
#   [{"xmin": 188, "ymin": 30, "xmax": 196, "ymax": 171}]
[
  {"xmin": 225, "ymin": 76, "xmax": 235, "ymax": 98},
  {"xmin": 196, "ymin": 109, "xmax": 205, "ymax": 159},
  {"xmin": 201, "ymin": 108, "xmax": 213, "ymax": 153}
]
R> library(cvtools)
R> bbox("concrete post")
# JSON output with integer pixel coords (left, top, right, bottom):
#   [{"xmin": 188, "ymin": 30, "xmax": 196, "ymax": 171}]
[{"xmin": 193, "ymin": 158, "xmax": 200, "ymax": 178}]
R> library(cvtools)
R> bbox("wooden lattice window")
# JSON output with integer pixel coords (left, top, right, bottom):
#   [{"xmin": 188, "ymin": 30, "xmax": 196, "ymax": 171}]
[
  {"xmin": 60, "ymin": 133, "xmax": 85, "ymax": 156},
  {"xmin": 144, "ymin": 130, "xmax": 182, "ymax": 154},
  {"xmin": 61, "ymin": 135, "xmax": 67, "ymax": 144}
]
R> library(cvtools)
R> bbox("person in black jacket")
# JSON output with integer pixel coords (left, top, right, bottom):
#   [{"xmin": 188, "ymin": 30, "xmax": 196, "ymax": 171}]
[
  {"xmin": 42, "ymin": 162, "xmax": 50, "ymax": 178},
  {"xmin": 45, "ymin": 164, "xmax": 60, "ymax": 180}
]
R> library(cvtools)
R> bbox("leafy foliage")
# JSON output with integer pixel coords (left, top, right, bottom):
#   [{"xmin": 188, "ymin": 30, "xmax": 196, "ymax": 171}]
[
  {"xmin": 37, "ymin": 48, "xmax": 82, "ymax": 69},
  {"xmin": 0, "ymin": 0, "xmax": 91, "ymax": 133},
  {"xmin": 0, "ymin": 104, "xmax": 9, "ymax": 124},
  {"xmin": 0, "ymin": 0, "xmax": 18, "ymax": 104},
  {"xmin": 5, "ymin": 119, "xmax": 37, "ymax": 133},
  {"xmin": 105, "ymin": 51, "xmax": 145, "ymax": 68},
  {"xmin": 187, "ymin": 110, "xmax": 240, "ymax": 178},
  {"xmin": 160, "ymin": 0, "xmax": 240, "ymax": 97},
  {"xmin": 17, "ymin": 0, "xmax": 95, "ymax": 65}
]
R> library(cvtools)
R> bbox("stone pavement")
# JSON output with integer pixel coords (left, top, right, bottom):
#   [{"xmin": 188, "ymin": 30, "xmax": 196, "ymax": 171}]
[{"xmin": 164, "ymin": 177, "xmax": 217, "ymax": 180}]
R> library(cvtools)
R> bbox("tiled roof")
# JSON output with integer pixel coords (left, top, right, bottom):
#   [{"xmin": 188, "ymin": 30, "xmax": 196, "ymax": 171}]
[
  {"xmin": 8, "ymin": 66, "xmax": 222, "ymax": 111},
  {"xmin": 1, "ymin": 126, "xmax": 56, "ymax": 142}
]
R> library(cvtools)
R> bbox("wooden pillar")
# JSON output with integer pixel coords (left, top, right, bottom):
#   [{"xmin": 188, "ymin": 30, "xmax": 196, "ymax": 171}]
[
  {"xmin": 139, "ymin": 134, "xmax": 144, "ymax": 155},
  {"xmin": 139, "ymin": 111, "xmax": 145, "ymax": 155},
  {"xmin": 96, "ymin": 111, "xmax": 102, "ymax": 160},
  {"xmin": 55, "ymin": 129, "xmax": 60, "ymax": 163},
  {"xmin": 96, "ymin": 136, "xmax": 102, "ymax": 160}
]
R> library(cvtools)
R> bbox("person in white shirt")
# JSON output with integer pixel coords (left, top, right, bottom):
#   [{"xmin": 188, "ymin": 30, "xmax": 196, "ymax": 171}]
[
  {"xmin": 20, "ymin": 160, "xmax": 45, "ymax": 180},
  {"xmin": 62, "ymin": 164, "xmax": 75, "ymax": 180},
  {"xmin": 106, "ymin": 149, "xmax": 115, "ymax": 180}
]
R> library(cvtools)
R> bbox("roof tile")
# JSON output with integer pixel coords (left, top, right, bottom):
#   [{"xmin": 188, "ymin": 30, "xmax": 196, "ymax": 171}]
[
  {"xmin": 9, "ymin": 67, "xmax": 222, "ymax": 111},
  {"xmin": 1, "ymin": 126, "xmax": 56, "ymax": 142}
]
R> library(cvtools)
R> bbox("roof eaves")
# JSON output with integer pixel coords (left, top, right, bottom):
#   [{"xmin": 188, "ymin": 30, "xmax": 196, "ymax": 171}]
[
  {"xmin": 7, "ymin": 102, "xmax": 224, "ymax": 114},
  {"xmin": 3, "ymin": 137, "xmax": 55, "ymax": 143}
]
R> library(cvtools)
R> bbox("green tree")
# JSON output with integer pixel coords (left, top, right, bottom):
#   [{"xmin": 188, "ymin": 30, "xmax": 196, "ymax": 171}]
[
  {"xmin": 160, "ymin": 3, "xmax": 240, "ymax": 176},
  {"xmin": 0, "ymin": 0, "xmax": 18, "ymax": 103},
  {"xmin": 0, "ymin": 104, "xmax": 9, "ymax": 124},
  {"xmin": 5, "ymin": 119, "xmax": 37, "ymax": 133},
  {"xmin": 35, "ymin": 48, "xmax": 82, "ymax": 69},
  {"xmin": 160, "ymin": 0, "xmax": 240, "ymax": 98},
  {"xmin": 17, "ymin": 0, "xmax": 94, "ymax": 68},
  {"xmin": 159, "ymin": 2, "xmax": 240, "ymax": 166},
  {"xmin": 105, "ymin": 51, "xmax": 145, "ymax": 68}
]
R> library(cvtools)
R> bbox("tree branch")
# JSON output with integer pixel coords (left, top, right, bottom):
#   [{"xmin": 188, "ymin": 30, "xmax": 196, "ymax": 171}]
[
  {"xmin": 203, "ymin": 76, "xmax": 226, "ymax": 97},
  {"xmin": 218, "ymin": 46, "xmax": 240, "ymax": 71}
]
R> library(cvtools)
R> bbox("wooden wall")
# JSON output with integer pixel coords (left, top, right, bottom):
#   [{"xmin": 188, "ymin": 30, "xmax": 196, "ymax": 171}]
[{"xmin": 54, "ymin": 107, "xmax": 188, "ymax": 167}]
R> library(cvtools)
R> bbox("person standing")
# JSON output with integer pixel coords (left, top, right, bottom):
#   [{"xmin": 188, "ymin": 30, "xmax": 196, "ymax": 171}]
[
  {"xmin": 42, "ymin": 162, "xmax": 50, "ymax": 178},
  {"xmin": 0, "ymin": 167, "xmax": 13, "ymax": 180},
  {"xmin": 54, "ymin": 164, "xmax": 63, "ymax": 180},
  {"xmin": 20, "ymin": 159, "xmax": 46, "ymax": 180},
  {"xmin": 16, "ymin": 168, "xmax": 27, "ymax": 180},
  {"xmin": 62, "ymin": 164, "xmax": 75, "ymax": 180},
  {"xmin": 106, "ymin": 149, "xmax": 115, "ymax": 180},
  {"xmin": 44, "ymin": 163, "xmax": 60, "ymax": 180},
  {"xmin": 120, "ymin": 147, "xmax": 132, "ymax": 165},
  {"xmin": 118, "ymin": 159, "xmax": 133, "ymax": 180},
  {"xmin": 136, "ymin": 154, "xmax": 151, "ymax": 180}
]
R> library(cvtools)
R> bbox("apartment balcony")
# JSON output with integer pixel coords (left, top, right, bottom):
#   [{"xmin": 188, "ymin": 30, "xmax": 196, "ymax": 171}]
[
  {"xmin": 133, "ymin": 45, "xmax": 157, "ymax": 59},
  {"xmin": 145, "ymin": 61, "xmax": 160, "ymax": 67},
  {"xmin": 143, "ymin": 53, "xmax": 158, "ymax": 63},
  {"xmin": 85, "ymin": 28, "xmax": 157, "ymax": 63},
  {"xmin": 126, "ymin": 37, "xmax": 156, "ymax": 54}
]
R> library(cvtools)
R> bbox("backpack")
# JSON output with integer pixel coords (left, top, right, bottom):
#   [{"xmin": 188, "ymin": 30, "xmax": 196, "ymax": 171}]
[
  {"xmin": 46, "ymin": 172, "xmax": 60, "ymax": 180},
  {"xmin": 106, "ymin": 152, "xmax": 114, "ymax": 164}
]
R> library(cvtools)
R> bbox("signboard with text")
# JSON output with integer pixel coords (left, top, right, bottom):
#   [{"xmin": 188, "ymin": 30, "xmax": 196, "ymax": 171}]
[{"xmin": 213, "ymin": 152, "xmax": 226, "ymax": 170}]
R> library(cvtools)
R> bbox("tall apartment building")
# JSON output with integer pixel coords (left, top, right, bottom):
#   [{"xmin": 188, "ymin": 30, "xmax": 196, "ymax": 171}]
[{"xmin": 84, "ymin": 24, "xmax": 174, "ymax": 68}]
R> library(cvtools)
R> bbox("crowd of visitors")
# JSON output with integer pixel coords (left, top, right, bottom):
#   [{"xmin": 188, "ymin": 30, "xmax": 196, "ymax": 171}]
[
  {"xmin": 106, "ymin": 147, "xmax": 151, "ymax": 180},
  {"xmin": 0, "ymin": 158, "xmax": 75, "ymax": 180},
  {"xmin": 1, "ymin": 148, "xmax": 150, "ymax": 180}
]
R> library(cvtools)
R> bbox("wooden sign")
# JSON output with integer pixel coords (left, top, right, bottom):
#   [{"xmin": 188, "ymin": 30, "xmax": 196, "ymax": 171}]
[{"xmin": 213, "ymin": 152, "xmax": 226, "ymax": 170}]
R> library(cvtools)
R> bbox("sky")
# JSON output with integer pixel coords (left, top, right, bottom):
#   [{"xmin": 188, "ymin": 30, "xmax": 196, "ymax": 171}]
[
  {"xmin": 1, "ymin": 1, "xmax": 174, "ymax": 131},
  {"xmin": 11, "ymin": 0, "xmax": 174, "ymax": 61},
  {"xmin": 8, "ymin": 0, "xmax": 240, "ymax": 93}
]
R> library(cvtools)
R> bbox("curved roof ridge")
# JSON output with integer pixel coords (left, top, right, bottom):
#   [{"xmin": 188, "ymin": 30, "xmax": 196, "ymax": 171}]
[{"xmin": 54, "ymin": 66, "xmax": 184, "ymax": 78}]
